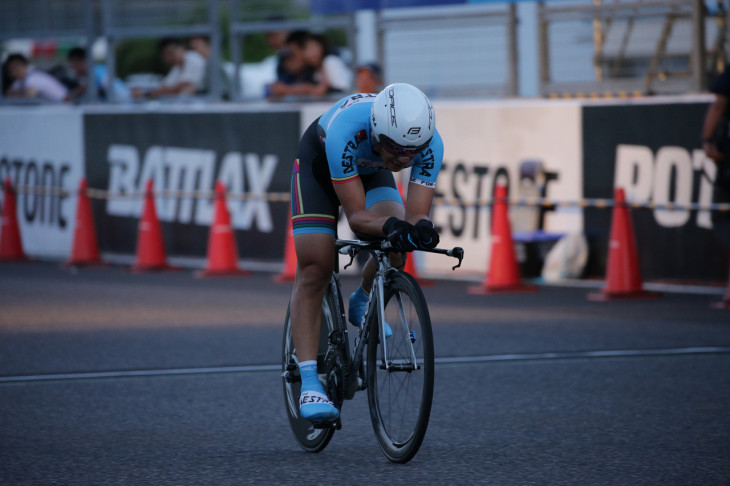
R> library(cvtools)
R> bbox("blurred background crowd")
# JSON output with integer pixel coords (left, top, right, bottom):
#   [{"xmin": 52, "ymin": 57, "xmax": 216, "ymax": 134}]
[
  {"xmin": 1, "ymin": 27, "xmax": 383, "ymax": 103},
  {"xmin": 0, "ymin": 0, "xmax": 726, "ymax": 104}
]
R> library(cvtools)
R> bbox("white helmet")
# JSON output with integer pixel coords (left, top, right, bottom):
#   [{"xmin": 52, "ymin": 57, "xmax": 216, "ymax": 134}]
[{"xmin": 371, "ymin": 83, "xmax": 434, "ymax": 150}]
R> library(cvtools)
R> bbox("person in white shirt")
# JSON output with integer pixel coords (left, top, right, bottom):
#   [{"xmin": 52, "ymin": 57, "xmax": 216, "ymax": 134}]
[
  {"xmin": 303, "ymin": 33, "xmax": 352, "ymax": 95},
  {"xmin": 132, "ymin": 38, "xmax": 206, "ymax": 99},
  {"xmin": 4, "ymin": 53, "xmax": 68, "ymax": 102},
  {"xmin": 267, "ymin": 32, "xmax": 352, "ymax": 100}
]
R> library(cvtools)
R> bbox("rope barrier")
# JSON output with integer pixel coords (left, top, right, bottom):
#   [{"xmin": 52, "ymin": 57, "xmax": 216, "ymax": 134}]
[
  {"xmin": 433, "ymin": 196, "xmax": 730, "ymax": 213},
  {"xmin": 6, "ymin": 184, "xmax": 730, "ymax": 212}
]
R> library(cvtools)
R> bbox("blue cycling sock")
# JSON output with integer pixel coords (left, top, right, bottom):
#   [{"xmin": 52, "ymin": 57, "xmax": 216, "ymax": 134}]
[
  {"xmin": 298, "ymin": 360, "xmax": 325, "ymax": 393},
  {"xmin": 298, "ymin": 360, "xmax": 339, "ymax": 422}
]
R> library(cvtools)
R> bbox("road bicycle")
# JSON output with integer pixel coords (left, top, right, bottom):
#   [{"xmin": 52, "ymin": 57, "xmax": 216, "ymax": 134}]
[{"xmin": 282, "ymin": 239, "xmax": 464, "ymax": 463}]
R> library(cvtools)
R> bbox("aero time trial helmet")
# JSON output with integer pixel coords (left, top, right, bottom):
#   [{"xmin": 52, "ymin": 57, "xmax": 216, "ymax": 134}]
[{"xmin": 371, "ymin": 83, "xmax": 434, "ymax": 153}]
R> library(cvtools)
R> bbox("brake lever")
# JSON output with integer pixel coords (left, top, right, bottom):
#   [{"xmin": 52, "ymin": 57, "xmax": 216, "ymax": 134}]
[
  {"xmin": 449, "ymin": 247, "xmax": 464, "ymax": 271},
  {"xmin": 343, "ymin": 247, "xmax": 357, "ymax": 270}
]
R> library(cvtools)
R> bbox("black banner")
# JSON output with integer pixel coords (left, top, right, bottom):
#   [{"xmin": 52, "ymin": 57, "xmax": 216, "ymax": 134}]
[
  {"xmin": 84, "ymin": 111, "xmax": 299, "ymax": 260},
  {"xmin": 582, "ymin": 103, "xmax": 729, "ymax": 281}
]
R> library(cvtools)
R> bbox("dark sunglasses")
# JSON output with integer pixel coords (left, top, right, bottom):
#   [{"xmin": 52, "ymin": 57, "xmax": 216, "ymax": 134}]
[{"xmin": 379, "ymin": 135, "xmax": 431, "ymax": 156}]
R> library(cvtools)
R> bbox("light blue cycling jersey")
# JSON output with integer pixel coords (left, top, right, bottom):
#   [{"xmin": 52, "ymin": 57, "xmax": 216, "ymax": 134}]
[{"xmin": 317, "ymin": 93, "xmax": 444, "ymax": 189}]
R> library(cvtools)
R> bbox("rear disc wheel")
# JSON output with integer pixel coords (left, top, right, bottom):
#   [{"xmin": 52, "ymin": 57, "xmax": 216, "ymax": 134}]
[{"xmin": 282, "ymin": 290, "xmax": 339, "ymax": 452}]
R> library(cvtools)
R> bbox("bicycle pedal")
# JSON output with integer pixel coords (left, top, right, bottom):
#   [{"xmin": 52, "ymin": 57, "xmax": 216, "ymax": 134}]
[
  {"xmin": 282, "ymin": 370, "xmax": 300, "ymax": 383},
  {"xmin": 312, "ymin": 418, "xmax": 341, "ymax": 430}
]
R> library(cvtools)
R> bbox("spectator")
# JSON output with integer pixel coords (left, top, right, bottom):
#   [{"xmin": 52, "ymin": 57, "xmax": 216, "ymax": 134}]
[
  {"xmin": 355, "ymin": 62, "xmax": 383, "ymax": 94},
  {"xmin": 189, "ymin": 35, "xmax": 232, "ymax": 99},
  {"xmin": 2, "ymin": 57, "xmax": 14, "ymax": 96},
  {"xmin": 65, "ymin": 47, "xmax": 130, "ymax": 102},
  {"xmin": 3, "ymin": 53, "xmax": 68, "ymax": 102},
  {"xmin": 264, "ymin": 18, "xmax": 289, "ymax": 54},
  {"xmin": 132, "ymin": 38, "xmax": 206, "ymax": 99},
  {"xmin": 275, "ymin": 30, "xmax": 315, "ymax": 85},
  {"xmin": 47, "ymin": 61, "xmax": 79, "ymax": 93},
  {"xmin": 303, "ymin": 33, "xmax": 352, "ymax": 95},
  {"xmin": 702, "ymin": 65, "xmax": 730, "ymax": 248},
  {"xmin": 267, "ymin": 30, "xmax": 317, "ymax": 100}
]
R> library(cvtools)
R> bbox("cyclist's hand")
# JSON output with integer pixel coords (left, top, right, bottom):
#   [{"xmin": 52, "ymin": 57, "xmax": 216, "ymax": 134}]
[
  {"xmin": 382, "ymin": 217, "xmax": 418, "ymax": 252},
  {"xmin": 414, "ymin": 219, "xmax": 440, "ymax": 249}
]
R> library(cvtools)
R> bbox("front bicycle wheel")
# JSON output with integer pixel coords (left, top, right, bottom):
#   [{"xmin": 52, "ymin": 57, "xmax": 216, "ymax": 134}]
[
  {"xmin": 367, "ymin": 271, "xmax": 434, "ymax": 463},
  {"xmin": 282, "ymin": 281, "xmax": 340, "ymax": 452}
]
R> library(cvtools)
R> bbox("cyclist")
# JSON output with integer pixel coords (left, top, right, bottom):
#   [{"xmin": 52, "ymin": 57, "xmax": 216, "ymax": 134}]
[{"xmin": 288, "ymin": 83, "xmax": 443, "ymax": 422}]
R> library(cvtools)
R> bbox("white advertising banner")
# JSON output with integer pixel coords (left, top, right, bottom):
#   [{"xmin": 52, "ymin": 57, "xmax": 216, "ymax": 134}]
[
  {"xmin": 425, "ymin": 100, "xmax": 583, "ymax": 277},
  {"xmin": 0, "ymin": 108, "xmax": 84, "ymax": 259},
  {"xmin": 302, "ymin": 99, "xmax": 584, "ymax": 278}
]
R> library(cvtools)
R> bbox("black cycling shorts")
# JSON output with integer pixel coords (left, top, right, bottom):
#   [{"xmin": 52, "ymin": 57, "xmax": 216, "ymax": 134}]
[{"xmin": 290, "ymin": 117, "xmax": 402, "ymax": 236}]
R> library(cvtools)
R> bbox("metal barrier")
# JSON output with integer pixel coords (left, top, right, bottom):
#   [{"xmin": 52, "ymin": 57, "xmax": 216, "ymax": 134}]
[
  {"xmin": 0, "ymin": 0, "xmax": 95, "ymax": 101},
  {"xmin": 226, "ymin": 5, "xmax": 356, "ymax": 101},
  {"xmin": 1, "ymin": 0, "xmax": 728, "ymax": 102},
  {"xmin": 537, "ymin": 0, "xmax": 722, "ymax": 97},
  {"xmin": 100, "ymin": 0, "xmax": 224, "ymax": 101},
  {"xmin": 376, "ymin": 3, "xmax": 519, "ymax": 97}
]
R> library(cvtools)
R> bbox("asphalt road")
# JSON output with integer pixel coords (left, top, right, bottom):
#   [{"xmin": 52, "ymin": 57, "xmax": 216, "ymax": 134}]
[{"xmin": 1, "ymin": 262, "xmax": 729, "ymax": 485}]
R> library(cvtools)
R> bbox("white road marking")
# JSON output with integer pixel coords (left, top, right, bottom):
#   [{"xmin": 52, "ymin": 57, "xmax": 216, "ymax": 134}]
[
  {"xmin": 434, "ymin": 346, "xmax": 730, "ymax": 364},
  {"xmin": 1, "ymin": 347, "xmax": 729, "ymax": 384}
]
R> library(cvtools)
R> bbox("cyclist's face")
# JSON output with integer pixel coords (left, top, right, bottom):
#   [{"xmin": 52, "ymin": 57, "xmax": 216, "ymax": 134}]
[
  {"xmin": 379, "ymin": 146, "xmax": 415, "ymax": 172},
  {"xmin": 373, "ymin": 133, "xmax": 416, "ymax": 172}
]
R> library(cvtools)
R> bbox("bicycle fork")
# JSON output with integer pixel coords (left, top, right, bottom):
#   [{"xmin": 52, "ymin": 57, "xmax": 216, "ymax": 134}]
[{"xmin": 370, "ymin": 256, "xmax": 420, "ymax": 373}]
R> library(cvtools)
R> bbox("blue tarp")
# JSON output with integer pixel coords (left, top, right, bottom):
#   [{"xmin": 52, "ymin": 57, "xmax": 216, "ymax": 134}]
[
  {"xmin": 312, "ymin": 0, "xmax": 542, "ymax": 14},
  {"xmin": 312, "ymin": 0, "xmax": 466, "ymax": 15}
]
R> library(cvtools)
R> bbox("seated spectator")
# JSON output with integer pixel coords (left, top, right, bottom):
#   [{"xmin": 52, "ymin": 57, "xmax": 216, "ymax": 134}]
[
  {"xmin": 303, "ymin": 34, "xmax": 352, "ymax": 95},
  {"xmin": 132, "ymin": 37, "xmax": 206, "ymax": 99},
  {"xmin": 1, "ymin": 58, "xmax": 12, "ymax": 96},
  {"xmin": 355, "ymin": 62, "xmax": 383, "ymax": 94},
  {"xmin": 3, "ymin": 53, "xmax": 68, "ymax": 102},
  {"xmin": 264, "ymin": 17, "xmax": 289, "ymax": 55},
  {"xmin": 65, "ymin": 47, "xmax": 130, "ymax": 102},
  {"xmin": 267, "ymin": 30, "xmax": 318, "ymax": 100},
  {"xmin": 255, "ymin": 17, "xmax": 290, "ymax": 93},
  {"xmin": 47, "ymin": 62, "xmax": 80, "ymax": 93},
  {"xmin": 189, "ymin": 35, "xmax": 232, "ymax": 99}
]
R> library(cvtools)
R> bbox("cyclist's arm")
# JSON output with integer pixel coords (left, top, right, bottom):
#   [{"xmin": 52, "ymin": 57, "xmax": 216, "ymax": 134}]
[
  {"xmin": 333, "ymin": 180, "xmax": 390, "ymax": 237},
  {"xmin": 405, "ymin": 131, "xmax": 443, "ymax": 224},
  {"xmin": 404, "ymin": 183, "xmax": 435, "ymax": 224}
]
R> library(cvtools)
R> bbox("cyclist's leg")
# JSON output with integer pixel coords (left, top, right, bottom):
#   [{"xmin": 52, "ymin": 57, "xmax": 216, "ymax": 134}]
[
  {"xmin": 348, "ymin": 172, "xmax": 405, "ymax": 331},
  {"xmin": 290, "ymin": 233, "xmax": 339, "ymax": 421},
  {"xmin": 363, "ymin": 172, "xmax": 407, "ymax": 279},
  {"xmin": 290, "ymin": 233, "xmax": 335, "ymax": 364},
  {"xmin": 288, "ymin": 120, "xmax": 340, "ymax": 422},
  {"xmin": 358, "ymin": 198, "xmax": 405, "ymax": 289}
]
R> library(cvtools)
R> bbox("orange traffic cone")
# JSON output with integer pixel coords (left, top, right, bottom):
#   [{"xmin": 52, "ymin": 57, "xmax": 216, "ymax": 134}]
[
  {"xmin": 711, "ymin": 262, "xmax": 730, "ymax": 309},
  {"xmin": 65, "ymin": 178, "xmax": 107, "ymax": 267},
  {"xmin": 469, "ymin": 184, "xmax": 537, "ymax": 294},
  {"xmin": 588, "ymin": 187, "xmax": 660, "ymax": 301},
  {"xmin": 274, "ymin": 208, "xmax": 296, "ymax": 283},
  {"xmin": 196, "ymin": 181, "xmax": 250, "ymax": 277},
  {"xmin": 404, "ymin": 251, "xmax": 435, "ymax": 286},
  {"xmin": 130, "ymin": 180, "xmax": 176, "ymax": 273},
  {"xmin": 0, "ymin": 178, "xmax": 27, "ymax": 262}
]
